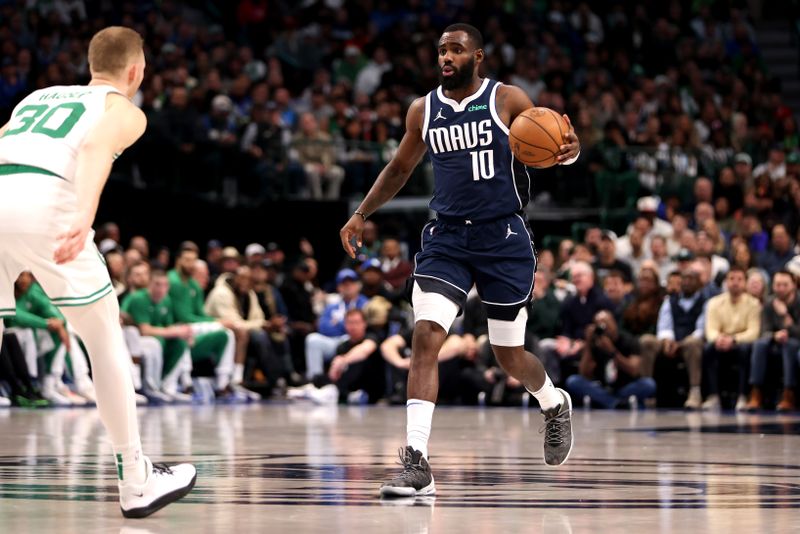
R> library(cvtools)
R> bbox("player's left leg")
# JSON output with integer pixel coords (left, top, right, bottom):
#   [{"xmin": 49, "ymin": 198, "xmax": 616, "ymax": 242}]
[
  {"xmin": 22, "ymin": 230, "xmax": 196, "ymax": 517},
  {"xmin": 489, "ymin": 311, "xmax": 573, "ymax": 467},
  {"xmin": 58, "ymin": 295, "xmax": 197, "ymax": 516},
  {"xmin": 476, "ymin": 214, "xmax": 573, "ymax": 466}
]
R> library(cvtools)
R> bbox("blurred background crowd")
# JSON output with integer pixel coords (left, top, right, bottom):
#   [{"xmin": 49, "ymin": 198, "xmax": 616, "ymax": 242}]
[{"xmin": 2, "ymin": 0, "xmax": 800, "ymax": 412}]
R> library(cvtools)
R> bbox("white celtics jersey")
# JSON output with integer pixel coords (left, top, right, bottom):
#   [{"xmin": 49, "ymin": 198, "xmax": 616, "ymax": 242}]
[{"xmin": 0, "ymin": 84, "xmax": 122, "ymax": 182}]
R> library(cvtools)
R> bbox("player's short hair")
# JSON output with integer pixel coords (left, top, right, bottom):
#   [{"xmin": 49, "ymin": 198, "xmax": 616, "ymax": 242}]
[
  {"xmin": 88, "ymin": 26, "xmax": 144, "ymax": 76},
  {"xmin": 150, "ymin": 268, "xmax": 167, "ymax": 280},
  {"xmin": 442, "ymin": 23, "xmax": 484, "ymax": 49}
]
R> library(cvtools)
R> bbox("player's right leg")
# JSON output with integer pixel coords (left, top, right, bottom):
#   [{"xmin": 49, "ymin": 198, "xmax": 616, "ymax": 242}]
[{"xmin": 379, "ymin": 282, "xmax": 461, "ymax": 498}]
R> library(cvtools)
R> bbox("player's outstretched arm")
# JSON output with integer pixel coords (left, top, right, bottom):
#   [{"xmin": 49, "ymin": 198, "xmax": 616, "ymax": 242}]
[
  {"xmin": 339, "ymin": 97, "xmax": 428, "ymax": 258},
  {"xmin": 54, "ymin": 94, "xmax": 147, "ymax": 264},
  {"xmin": 497, "ymin": 84, "xmax": 580, "ymax": 164}
]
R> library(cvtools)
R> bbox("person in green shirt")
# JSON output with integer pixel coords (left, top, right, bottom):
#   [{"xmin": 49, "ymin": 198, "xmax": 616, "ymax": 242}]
[
  {"xmin": 168, "ymin": 242, "xmax": 242, "ymax": 394},
  {"xmin": 125, "ymin": 269, "xmax": 235, "ymax": 399},
  {"xmin": 7, "ymin": 272, "xmax": 96, "ymax": 405}
]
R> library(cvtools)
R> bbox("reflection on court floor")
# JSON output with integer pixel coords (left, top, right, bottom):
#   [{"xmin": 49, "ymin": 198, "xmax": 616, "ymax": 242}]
[{"xmin": 1, "ymin": 405, "xmax": 799, "ymax": 533}]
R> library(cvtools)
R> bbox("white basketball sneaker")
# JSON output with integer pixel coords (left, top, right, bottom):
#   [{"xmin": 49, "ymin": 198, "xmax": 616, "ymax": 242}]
[
  {"xmin": 41, "ymin": 376, "xmax": 74, "ymax": 406},
  {"xmin": 231, "ymin": 382, "xmax": 262, "ymax": 401},
  {"xmin": 119, "ymin": 456, "xmax": 196, "ymax": 518},
  {"xmin": 74, "ymin": 377, "xmax": 97, "ymax": 404}
]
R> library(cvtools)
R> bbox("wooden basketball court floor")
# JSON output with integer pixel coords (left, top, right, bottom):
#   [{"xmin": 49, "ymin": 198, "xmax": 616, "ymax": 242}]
[{"xmin": 1, "ymin": 403, "xmax": 799, "ymax": 533}]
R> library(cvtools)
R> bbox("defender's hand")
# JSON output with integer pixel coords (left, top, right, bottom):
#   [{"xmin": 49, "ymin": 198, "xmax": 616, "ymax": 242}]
[
  {"xmin": 340, "ymin": 214, "xmax": 365, "ymax": 259},
  {"xmin": 54, "ymin": 214, "xmax": 92, "ymax": 265},
  {"xmin": 557, "ymin": 114, "xmax": 580, "ymax": 163}
]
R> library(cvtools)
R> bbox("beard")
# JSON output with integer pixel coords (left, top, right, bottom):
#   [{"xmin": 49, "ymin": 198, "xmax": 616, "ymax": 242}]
[{"xmin": 440, "ymin": 57, "xmax": 475, "ymax": 91}]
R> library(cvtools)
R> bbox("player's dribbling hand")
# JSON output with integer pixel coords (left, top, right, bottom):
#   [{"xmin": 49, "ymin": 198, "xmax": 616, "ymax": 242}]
[
  {"xmin": 339, "ymin": 214, "xmax": 364, "ymax": 259},
  {"xmin": 556, "ymin": 114, "xmax": 580, "ymax": 163},
  {"xmin": 54, "ymin": 214, "xmax": 92, "ymax": 265}
]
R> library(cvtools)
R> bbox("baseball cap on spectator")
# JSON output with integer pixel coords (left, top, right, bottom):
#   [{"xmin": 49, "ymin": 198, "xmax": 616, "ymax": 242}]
[
  {"xmin": 245, "ymin": 243, "xmax": 266, "ymax": 257},
  {"xmin": 600, "ymin": 230, "xmax": 618, "ymax": 241},
  {"xmin": 161, "ymin": 42, "xmax": 178, "ymax": 55},
  {"xmin": 674, "ymin": 248, "xmax": 695, "ymax": 262},
  {"xmin": 636, "ymin": 196, "xmax": 659, "ymax": 213},
  {"xmin": 212, "ymin": 94, "xmax": 233, "ymax": 113},
  {"xmin": 336, "ymin": 268, "xmax": 359, "ymax": 284},
  {"xmin": 786, "ymin": 256, "xmax": 800, "ymax": 278},
  {"xmin": 222, "ymin": 246, "xmax": 240, "ymax": 260},
  {"xmin": 734, "ymin": 153, "xmax": 753, "ymax": 166},
  {"xmin": 266, "ymin": 242, "xmax": 280, "ymax": 252},
  {"xmin": 361, "ymin": 258, "xmax": 382, "ymax": 272},
  {"xmin": 344, "ymin": 44, "xmax": 361, "ymax": 57},
  {"xmin": 99, "ymin": 238, "xmax": 119, "ymax": 255},
  {"xmin": 207, "ymin": 239, "xmax": 223, "ymax": 250}
]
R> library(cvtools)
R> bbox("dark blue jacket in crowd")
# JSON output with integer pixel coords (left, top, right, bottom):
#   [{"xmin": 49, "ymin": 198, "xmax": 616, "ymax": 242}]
[{"xmin": 560, "ymin": 285, "xmax": 613, "ymax": 340}]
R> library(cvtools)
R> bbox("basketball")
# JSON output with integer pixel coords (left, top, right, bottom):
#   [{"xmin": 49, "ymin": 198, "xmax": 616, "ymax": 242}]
[{"xmin": 509, "ymin": 107, "xmax": 569, "ymax": 168}]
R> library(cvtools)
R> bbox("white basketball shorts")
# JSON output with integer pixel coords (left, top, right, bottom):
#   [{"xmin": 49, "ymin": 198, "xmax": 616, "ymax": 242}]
[{"xmin": 0, "ymin": 170, "xmax": 113, "ymax": 318}]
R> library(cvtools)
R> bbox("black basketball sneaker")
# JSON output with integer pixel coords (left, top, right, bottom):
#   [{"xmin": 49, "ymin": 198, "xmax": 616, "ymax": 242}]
[
  {"xmin": 541, "ymin": 388, "xmax": 573, "ymax": 466},
  {"xmin": 379, "ymin": 446, "xmax": 436, "ymax": 497}
]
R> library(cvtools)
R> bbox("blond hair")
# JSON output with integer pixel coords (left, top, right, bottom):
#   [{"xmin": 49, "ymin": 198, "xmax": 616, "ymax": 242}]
[{"xmin": 88, "ymin": 26, "xmax": 144, "ymax": 76}]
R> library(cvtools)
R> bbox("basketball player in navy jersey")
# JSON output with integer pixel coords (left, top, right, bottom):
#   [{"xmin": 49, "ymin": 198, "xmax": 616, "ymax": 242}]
[{"xmin": 340, "ymin": 23, "xmax": 580, "ymax": 497}]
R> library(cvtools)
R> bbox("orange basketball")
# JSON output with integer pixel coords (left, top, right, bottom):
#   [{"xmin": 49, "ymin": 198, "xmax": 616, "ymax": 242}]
[{"xmin": 509, "ymin": 107, "xmax": 568, "ymax": 168}]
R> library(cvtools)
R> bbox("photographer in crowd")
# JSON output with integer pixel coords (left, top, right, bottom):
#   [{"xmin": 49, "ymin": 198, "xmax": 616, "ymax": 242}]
[{"xmin": 566, "ymin": 311, "xmax": 656, "ymax": 409}]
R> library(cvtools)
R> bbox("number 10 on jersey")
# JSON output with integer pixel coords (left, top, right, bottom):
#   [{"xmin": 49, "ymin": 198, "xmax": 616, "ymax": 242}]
[{"xmin": 470, "ymin": 149, "xmax": 495, "ymax": 181}]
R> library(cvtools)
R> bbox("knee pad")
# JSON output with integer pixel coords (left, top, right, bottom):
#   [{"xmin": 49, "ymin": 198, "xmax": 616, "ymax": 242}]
[
  {"xmin": 412, "ymin": 281, "xmax": 459, "ymax": 332},
  {"xmin": 488, "ymin": 307, "xmax": 528, "ymax": 347}
]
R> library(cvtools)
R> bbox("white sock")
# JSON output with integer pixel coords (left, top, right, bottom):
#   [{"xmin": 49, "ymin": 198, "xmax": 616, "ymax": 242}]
[
  {"xmin": 406, "ymin": 399, "xmax": 435, "ymax": 458},
  {"xmin": 115, "ymin": 441, "xmax": 147, "ymax": 486},
  {"xmin": 233, "ymin": 363, "xmax": 245, "ymax": 384},
  {"xmin": 528, "ymin": 374, "xmax": 562, "ymax": 411},
  {"xmin": 58, "ymin": 294, "xmax": 147, "ymax": 486}
]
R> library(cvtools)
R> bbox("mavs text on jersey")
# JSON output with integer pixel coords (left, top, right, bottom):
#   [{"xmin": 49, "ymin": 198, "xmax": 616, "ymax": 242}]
[{"xmin": 413, "ymin": 79, "xmax": 538, "ymax": 321}]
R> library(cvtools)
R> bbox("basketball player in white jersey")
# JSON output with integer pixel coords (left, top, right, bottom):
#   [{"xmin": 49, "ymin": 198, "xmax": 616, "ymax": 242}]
[{"xmin": 0, "ymin": 27, "xmax": 195, "ymax": 518}]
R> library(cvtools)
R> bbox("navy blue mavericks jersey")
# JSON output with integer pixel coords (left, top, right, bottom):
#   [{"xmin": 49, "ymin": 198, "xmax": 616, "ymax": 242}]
[{"xmin": 422, "ymin": 78, "xmax": 531, "ymax": 220}]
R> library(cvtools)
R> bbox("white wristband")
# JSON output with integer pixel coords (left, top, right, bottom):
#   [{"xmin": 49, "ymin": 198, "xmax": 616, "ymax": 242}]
[{"xmin": 560, "ymin": 149, "xmax": 580, "ymax": 166}]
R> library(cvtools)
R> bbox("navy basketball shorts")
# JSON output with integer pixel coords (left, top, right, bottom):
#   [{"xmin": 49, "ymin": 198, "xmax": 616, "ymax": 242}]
[{"xmin": 413, "ymin": 212, "xmax": 537, "ymax": 321}]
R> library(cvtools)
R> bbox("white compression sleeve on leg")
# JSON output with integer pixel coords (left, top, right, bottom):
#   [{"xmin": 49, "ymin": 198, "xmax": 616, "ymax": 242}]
[
  {"xmin": 487, "ymin": 307, "xmax": 528, "ymax": 347},
  {"xmin": 58, "ymin": 294, "xmax": 146, "ymax": 485},
  {"xmin": 412, "ymin": 282, "xmax": 459, "ymax": 332}
]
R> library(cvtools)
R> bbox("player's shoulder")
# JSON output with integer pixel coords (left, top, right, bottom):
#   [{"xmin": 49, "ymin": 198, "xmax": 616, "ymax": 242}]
[
  {"xmin": 495, "ymin": 83, "xmax": 529, "ymax": 101},
  {"xmin": 405, "ymin": 95, "xmax": 427, "ymax": 130},
  {"xmin": 107, "ymin": 92, "xmax": 146, "ymax": 120},
  {"xmin": 408, "ymin": 95, "xmax": 426, "ymax": 115}
]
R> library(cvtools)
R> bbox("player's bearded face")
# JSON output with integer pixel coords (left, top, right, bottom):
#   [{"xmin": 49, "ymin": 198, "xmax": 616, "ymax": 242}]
[{"xmin": 440, "ymin": 55, "xmax": 475, "ymax": 91}]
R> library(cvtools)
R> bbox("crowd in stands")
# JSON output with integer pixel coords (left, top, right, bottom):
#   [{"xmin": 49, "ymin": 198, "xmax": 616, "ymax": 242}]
[
  {"xmin": 0, "ymin": 1, "xmax": 796, "ymax": 205},
  {"xmin": 2, "ymin": 190, "xmax": 800, "ymax": 412},
  {"xmin": 2, "ymin": 2, "xmax": 800, "ymax": 410}
]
